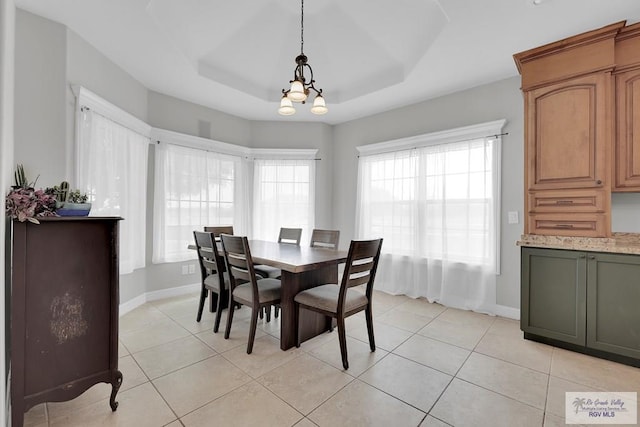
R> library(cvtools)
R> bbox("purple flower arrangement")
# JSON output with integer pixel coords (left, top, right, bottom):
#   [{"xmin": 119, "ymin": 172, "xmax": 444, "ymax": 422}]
[{"xmin": 5, "ymin": 187, "xmax": 58, "ymax": 224}]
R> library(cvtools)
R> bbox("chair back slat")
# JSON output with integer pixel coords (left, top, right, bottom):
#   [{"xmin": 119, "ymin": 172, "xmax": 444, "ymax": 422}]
[
  {"xmin": 337, "ymin": 238, "xmax": 383, "ymax": 312},
  {"xmin": 348, "ymin": 259, "xmax": 374, "ymax": 275},
  {"xmin": 310, "ymin": 229, "xmax": 340, "ymax": 249},
  {"xmin": 278, "ymin": 227, "xmax": 302, "ymax": 245},
  {"xmin": 200, "ymin": 256, "xmax": 218, "ymax": 274},
  {"xmin": 226, "ymin": 254, "xmax": 251, "ymax": 282},
  {"xmin": 346, "ymin": 273, "xmax": 371, "ymax": 288}
]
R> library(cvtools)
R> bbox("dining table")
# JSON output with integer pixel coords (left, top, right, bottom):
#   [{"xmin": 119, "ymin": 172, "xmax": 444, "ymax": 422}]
[{"xmin": 191, "ymin": 239, "xmax": 348, "ymax": 350}]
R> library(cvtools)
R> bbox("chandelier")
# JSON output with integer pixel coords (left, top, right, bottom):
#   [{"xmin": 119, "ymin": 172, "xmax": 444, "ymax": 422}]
[{"xmin": 278, "ymin": 0, "xmax": 327, "ymax": 116}]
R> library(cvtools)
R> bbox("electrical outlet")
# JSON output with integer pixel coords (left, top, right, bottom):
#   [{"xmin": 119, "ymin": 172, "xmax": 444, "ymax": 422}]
[
  {"xmin": 188, "ymin": 264, "xmax": 196, "ymax": 274},
  {"xmin": 508, "ymin": 211, "xmax": 519, "ymax": 224},
  {"xmin": 181, "ymin": 265, "xmax": 188, "ymax": 275}
]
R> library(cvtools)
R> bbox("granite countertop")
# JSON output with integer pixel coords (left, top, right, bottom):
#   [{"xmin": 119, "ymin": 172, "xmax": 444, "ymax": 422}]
[{"xmin": 517, "ymin": 233, "xmax": 640, "ymax": 255}]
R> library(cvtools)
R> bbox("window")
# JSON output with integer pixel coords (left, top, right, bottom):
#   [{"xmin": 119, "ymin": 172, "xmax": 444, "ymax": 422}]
[
  {"xmin": 361, "ymin": 139, "xmax": 494, "ymax": 264},
  {"xmin": 356, "ymin": 120, "xmax": 504, "ymax": 313},
  {"xmin": 253, "ymin": 159, "xmax": 315, "ymax": 242},
  {"xmin": 76, "ymin": 88, "xmax": 150, "ymax": 275},
  {"xmin": 153, "ymin": 142, "xmax": 248, "ymax": 263}
]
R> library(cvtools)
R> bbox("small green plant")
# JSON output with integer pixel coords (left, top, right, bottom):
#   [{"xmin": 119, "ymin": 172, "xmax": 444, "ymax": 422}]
[
  {"xmin": 67, "ymin": 189, "xmax": 88, "ymax": 204},
  {"xmin": 13, "ymin": 164, "xmax": 39, "ymax": 189}
]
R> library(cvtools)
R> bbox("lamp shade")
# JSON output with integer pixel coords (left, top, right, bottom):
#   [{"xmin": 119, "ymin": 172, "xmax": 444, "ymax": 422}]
[
  {"xmin": 278, "ymin": 96, "xmax": 296, "ymax": 115},
  {"xmin": 288, "ymin": 80, "xmax": 307, "ymax": 102},
  {"xmin": 310, "ymin": 94, "xmax": 328, "ymax": 115}
]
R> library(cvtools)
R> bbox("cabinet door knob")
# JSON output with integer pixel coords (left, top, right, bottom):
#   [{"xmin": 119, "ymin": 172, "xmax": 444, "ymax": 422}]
[
  {"xmin": 596, "ymin": 179, "xmax": 602, "ymax": 185},
  {"xmin": 588, "ymin": 255, "xmax": 596, "ymax": 260},
  {"xmin": 579, "ymin": 255, "xmax": 586, "ymax": 259}
]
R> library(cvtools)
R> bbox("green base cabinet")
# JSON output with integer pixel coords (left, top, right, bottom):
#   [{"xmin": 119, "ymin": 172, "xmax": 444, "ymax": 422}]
[
  {"xmin": 521, "ymin": 247, "xmax": 640, "ymax": 363},
  {"xmin": 521, "ymin": 248, "xmax": 587, "ymax": 345},
  {"xmin": 587, "ymin": 252, "xmax": 640, "ymax": 359}
]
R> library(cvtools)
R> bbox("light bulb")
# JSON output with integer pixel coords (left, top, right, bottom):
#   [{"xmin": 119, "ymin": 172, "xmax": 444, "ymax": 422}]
[
  {"xmin": 278, "ymin": 96, "xmax": 295, "ymax": 115},
  {"xmin": 288, "ymin": 80, "xmax": 307, "ymax": 102},
  {"xmin": 310, "ymin": 94, "xmax": 328, "ymax": 115}
]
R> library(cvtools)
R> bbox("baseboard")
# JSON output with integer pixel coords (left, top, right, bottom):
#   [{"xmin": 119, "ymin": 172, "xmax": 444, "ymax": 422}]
[
  {"xmin": 145, "ymin": 283, "xmax": 199, "ymax": 302},
  {"xmin": 494, "ymin": 304, "xmax": 520, "ymax": 320},
  {"xmin": 119, "ymin": 283, "xmax": 199, "ymax": 316},
  {"xmin": 119, "ymin": 293, "xmax": 147, "ymax": 316}
]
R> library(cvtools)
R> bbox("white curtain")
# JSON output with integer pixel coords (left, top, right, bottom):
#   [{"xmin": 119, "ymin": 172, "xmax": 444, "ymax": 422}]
[
  {"xmin": 77, "ymin": 110, "xmax": 149, "ymax": 274},
  {"xmin": 356, "ymin": 137, "xmax": 499, "ymax": 314},
  {"xmin": 253, "ymin": 159, "xmax": 315, "ymax": 243},
  {"xmin": 153, "ymin": 143, "xmax": 249, "ymax": 263}
]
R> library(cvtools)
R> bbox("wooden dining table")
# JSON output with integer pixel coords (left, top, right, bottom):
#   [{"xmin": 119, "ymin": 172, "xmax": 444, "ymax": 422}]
[
  {"xmin": 247, "ymin": 240, "xmax": 347, "ymax": 350},
  {"xmin": 190, "ymin": 239, "xmax": 348, "ymax": 350}
]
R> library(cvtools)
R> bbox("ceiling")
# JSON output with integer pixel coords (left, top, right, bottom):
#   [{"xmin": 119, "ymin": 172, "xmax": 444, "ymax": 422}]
[{"xmin": 14, "ymin": 0, "xmax": 640, "ymax": 125}]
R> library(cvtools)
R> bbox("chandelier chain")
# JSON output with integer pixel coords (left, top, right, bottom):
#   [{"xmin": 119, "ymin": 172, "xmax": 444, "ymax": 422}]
[{"xmin": 300, "ymin": 0, "xmax": 304, "ymax": 54}]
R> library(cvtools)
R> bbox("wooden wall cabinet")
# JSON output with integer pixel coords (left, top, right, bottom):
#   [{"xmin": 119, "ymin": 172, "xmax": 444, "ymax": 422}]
[
  {"xmin": 515, "ymin": 20, "xmax": 640, "ymax": 236},
  {"xmin": 524, "ymin": 73, "xmax": 611, "ymax": 236},
  {"xmin": 521, "ymin": 247, "xmax": 640, "ymax": 365},
  {"xmin": 615, "ymin": 68, "xmax": 640, "ymax": 190},
  {"xmin": 514, "ymin": 23, "xmax": 620, "ymax": 237},
  {"xmin": 614, "ymin": 22, "xmax": 640, "ymax": 191},
  {"xmin": 8, "ymin": 217, "xmax": 123, "ymax": 427}
]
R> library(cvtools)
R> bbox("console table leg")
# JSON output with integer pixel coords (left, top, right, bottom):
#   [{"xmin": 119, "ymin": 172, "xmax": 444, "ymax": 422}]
[{"xmin": 110, "ymin": 370, "xmax": 123, "ymax": 411}]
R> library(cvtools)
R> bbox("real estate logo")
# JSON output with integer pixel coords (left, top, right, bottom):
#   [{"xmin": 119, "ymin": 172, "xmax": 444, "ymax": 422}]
[{"xmin": 566, "ymin": 392, "xmax": 637, "ymax": 424}]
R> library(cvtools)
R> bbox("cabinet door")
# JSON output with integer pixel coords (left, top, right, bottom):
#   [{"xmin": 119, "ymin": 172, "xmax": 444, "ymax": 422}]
[
  {"xmin": 526, "ymin": 73, "xmax": 610, "ymax": 191},
  {"xmin": 521, "ymin": 247, "xmax": 586, "ymax": 345},
  {"xmin": 614, "ymin": 68, "xmax": 640, "ymax": 191},
  {"xmin": 586, "ymin": 252, "xmax": 640, "ymax": 359}
]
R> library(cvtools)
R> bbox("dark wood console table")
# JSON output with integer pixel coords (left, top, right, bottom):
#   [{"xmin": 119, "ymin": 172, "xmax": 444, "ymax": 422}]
[{"xmin": 8, "ymin": 217, "xmax": 122, "ymax": 426}]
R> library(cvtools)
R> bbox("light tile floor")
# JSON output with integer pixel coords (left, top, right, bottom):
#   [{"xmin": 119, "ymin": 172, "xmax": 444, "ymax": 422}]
[{"xmin": 23, "ymin": 290, "xmax": 640, "ymax": 427}]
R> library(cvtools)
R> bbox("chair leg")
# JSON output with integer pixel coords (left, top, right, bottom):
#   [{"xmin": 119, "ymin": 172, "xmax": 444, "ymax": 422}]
[
  {"xmin": 336, "ymin": 316, "xmax": 349, "ymax": 370},
  {"xmin": 247, "ymin": 306, "xmax": 260, "ymax": 354},
  {"xmin": 196, "ymin": 288, "xmax": 207, "ymax": 322},
  {"xmin": 265, "ymin": 306, "xmax": 271, "ymax": 322},
  {"xmin": 259, "ymin": 307, "xmax": 264, "ymax": 319},
  {"xmin": 224, "ymin": 296, "xmax": 236, "ymax": 339},
  {"xmin": 209, "ymin": 290, "xmax": 217, "ymax": 313},
  {"xmin": 274, "ymin": 305, "xmax": 280, "ymax": 318},
  {"xmin": 294, "ymin": 303, "xmax": 300, "ymax": 348},
  {"xmin": 365, "ymin": 306, "xmax": 376, "ymax": 352},
  {"xmin": 213, "ymin": 291, "xmax": 224, "ymax": 333}
]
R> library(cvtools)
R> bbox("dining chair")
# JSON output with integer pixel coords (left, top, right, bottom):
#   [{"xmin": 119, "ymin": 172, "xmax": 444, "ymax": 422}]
[
  {"xmin": 310, "ymin": 229, "xmax": 340, "ymax": 249},
  {"xmin": 204, "ymin": 225, "xmax": 234, "ymax": 239},
  {"xmin": 254, "ymin": 227, "xmax": 302, "ymax": 280},
  {"xmin": 254, "ymin": 227, "xmax": 303, "ymax": 319},
  {"xmin": 193, "ymin": 231, "xmax": 229, "ymax": 333},
  {"xmin": 294, "ymin": 238, "xmax": 383, "ymax": 369},
  {"xmin": 220, "ymin": 234, "xmax": 282, "ymax": 354},
  {"xmin": 278, "ymin": 227, "xmax": 303, "ymax": 245}
]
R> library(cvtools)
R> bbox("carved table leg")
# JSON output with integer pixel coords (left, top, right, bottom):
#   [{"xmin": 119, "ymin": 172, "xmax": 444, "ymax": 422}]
[{"xmin": 110, "ymin": 370, "xmax": 123, "ymax": 411}]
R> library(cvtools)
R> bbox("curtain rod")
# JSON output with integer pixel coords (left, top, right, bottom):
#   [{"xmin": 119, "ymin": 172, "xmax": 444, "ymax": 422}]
[
  {"xmin": 80, "ymin": 106, "xmax": 152, "ymax": 142},
  {"xmin": 357, "ymin": 132, "xmax": 509, "ymax": 158},
  {"xmin": 155, "ymin": 140, "xmax": 321, "ymax": 161}
]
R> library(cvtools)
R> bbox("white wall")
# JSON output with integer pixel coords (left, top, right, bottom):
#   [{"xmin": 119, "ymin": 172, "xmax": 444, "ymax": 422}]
[
  {"xmin": 611, "ymin": 193, "xmax": 640, "ymax": 232},
  {"xmin": 147, "ymin": 91, "xmax": 250, "ymax": 145},
  {"xmin": 332, "ymin": 77, "xmax": 526, "ymax": 310},
  {"xmin": 66, "ymin": 29, "xmax": 148, "ymax": 124},
  {"xmin": 14, "ymin": 9, "xmax": 66, "ymax": 186},
  {"xmin": 0, "ymin": 0, "xmax": 15, "ymax": 423}
]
